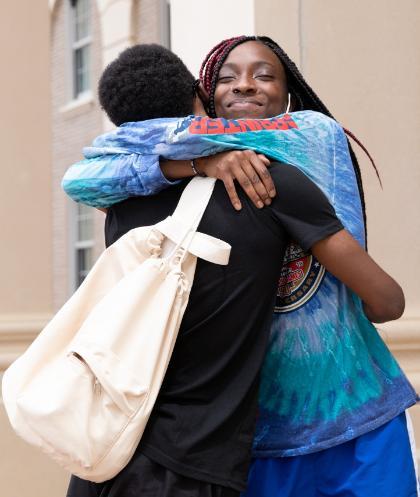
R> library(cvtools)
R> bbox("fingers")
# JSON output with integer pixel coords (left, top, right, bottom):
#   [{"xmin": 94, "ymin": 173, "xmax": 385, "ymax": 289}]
[
  {"xmin": 257, "ymin": 154, "xmax": 276, "ymax": 196},
  {"xmin": 222, "ymin": 153, "xmax": 274, "ymax": 209},
  {"xmin": 230, "ymin": 151, "xmax": 274, "ymax": 209},
  {"xmin": 199, "ymin": 150, "xmax": 276, "ymax": 210},
  {"xmin": 242, "ymin": 154, "xmax": 276, "ymax": 202},
  {"xmin": 222, "ymin": 177, "xmax": 242, "ymax": 211},
  {"xmin": 258, "ymin": 154, "xmax": 271, "ymax": 166},
  {"xmin": 232, "ymin": 168, "xmax": 266, "ymax": 209}
]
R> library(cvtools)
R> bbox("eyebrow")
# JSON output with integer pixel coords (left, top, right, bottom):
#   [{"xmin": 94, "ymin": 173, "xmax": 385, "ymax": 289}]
[{"xmin": 220, "ymin": 61, "xmax": 276, "ymax": 71}]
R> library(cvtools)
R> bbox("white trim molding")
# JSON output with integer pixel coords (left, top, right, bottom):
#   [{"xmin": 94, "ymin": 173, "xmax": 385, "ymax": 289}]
[
  {"xmin": 59, "ymin": 91, "xmax": 95, "ymax": 117},
  {"xmin": 378, "ymin": 317, "xmax": 420, "ymax": 349},
  {"xmin": 378, "ymin": 317, "xmax": 420, "ymax": 391}
]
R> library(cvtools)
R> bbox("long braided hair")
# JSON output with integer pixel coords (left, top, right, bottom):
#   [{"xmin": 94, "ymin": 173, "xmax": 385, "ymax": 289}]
[{"xmin": 198, "ymin": 35, "xmax": 370, "ymax": 243}]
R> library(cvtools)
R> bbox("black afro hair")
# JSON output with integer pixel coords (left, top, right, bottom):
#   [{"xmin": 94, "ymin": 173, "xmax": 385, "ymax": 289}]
[{"xmin": 98, "ymin": 44, "xmax": 195, "ymax": 126}]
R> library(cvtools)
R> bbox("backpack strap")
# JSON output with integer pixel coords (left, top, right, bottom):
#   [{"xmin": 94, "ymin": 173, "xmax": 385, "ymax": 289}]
[
  {"xmin": 156, "ymin": 177, "xmax": 231, "ymax": 265},
  {"xmin": 156, "ymin": 217, "xmax": 230, "ymax": 265},
  {"xmin": 171, "ymin": 177, "xmax": 217, "ymax": 232}
]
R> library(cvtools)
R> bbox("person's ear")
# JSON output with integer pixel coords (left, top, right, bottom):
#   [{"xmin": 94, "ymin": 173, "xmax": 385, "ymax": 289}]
[
  {"xmin": 195, "ymin": 80, "xmax": 209, "ymax": 104},
  {"xmin": 193, "ymin": 80, "xmax": 210, "ymax": 116}
]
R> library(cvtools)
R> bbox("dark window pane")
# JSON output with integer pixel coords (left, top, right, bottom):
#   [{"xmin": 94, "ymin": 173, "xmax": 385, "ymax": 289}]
[
  {"xmin": 76, "ymin": 247, "xmax": 93, "ymax": 287},
  {"xmin": 77, "ymin": 203, "xmax": 94, "ymax": 241},
  {"xmin": 74, "ymin": 45, "xmax": 90, "ymax": 96}
]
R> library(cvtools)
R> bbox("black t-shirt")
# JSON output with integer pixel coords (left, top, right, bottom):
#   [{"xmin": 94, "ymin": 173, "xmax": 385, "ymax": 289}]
[{"xmin": 104, "ymin": 163, "xmax": 343, "ymax": 491}]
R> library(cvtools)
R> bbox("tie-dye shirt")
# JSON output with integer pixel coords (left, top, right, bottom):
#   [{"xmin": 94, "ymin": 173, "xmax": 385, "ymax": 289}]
[{"xmin": 62, "ymin": 111, "xmax": 417, "ymax": 456}]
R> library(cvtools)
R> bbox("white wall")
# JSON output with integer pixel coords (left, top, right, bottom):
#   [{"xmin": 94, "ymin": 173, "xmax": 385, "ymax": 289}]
[{"xmin": 169, "ymin": 0, "xmax": 255, "ymax": 77}]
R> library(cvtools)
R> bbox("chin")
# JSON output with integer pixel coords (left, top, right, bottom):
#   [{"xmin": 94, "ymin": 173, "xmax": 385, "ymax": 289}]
[{"xmin": 224, "ymin": 109, "xmax": 267, "ymax": 120}]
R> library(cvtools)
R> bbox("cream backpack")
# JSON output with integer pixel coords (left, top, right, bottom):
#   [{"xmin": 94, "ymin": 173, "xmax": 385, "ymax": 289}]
[{"xmin": 2, "ymin": 177, "xmax": 230, "ymax": 482}]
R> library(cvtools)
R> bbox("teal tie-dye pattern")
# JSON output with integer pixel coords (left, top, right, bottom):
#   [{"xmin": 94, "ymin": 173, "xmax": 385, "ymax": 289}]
[
  {"xmin": 62, "ymin": 111, "xmax": 417, "ymax": 456},
  {"xmin": 255, "ymin": 282, "xmax": 413, "ymax": 456}
]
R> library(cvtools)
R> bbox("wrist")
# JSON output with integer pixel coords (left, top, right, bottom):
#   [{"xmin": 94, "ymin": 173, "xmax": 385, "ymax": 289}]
[
  {"xmin": 161, "ymin": 159, "xmax": 195, "ymax": 180},
  {"xmin": 191, "ymin": 158, "xmax": 206, "ymax": 177}
]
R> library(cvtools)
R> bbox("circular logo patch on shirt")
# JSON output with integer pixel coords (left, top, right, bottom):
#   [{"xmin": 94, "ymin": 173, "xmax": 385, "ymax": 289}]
[{"xmin": 274, "ymin": 243, "xmax": 325, "ymax": 313}]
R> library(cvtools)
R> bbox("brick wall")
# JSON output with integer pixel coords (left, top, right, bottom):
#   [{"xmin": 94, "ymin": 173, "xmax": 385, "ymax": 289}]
[
  {"xmin": 51, "ymin": 0, "xmax": 166, "ymax": 310},
  {"xmin": 51, "ymin": 0, "xmax": 104, "ymax": 309}
]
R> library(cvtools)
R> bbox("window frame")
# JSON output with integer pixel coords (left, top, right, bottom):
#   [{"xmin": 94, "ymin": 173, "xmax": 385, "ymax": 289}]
[
  {"xmin": 68, "ymin": 0, "xmax": 92, "ymax": 100},
  {"xmin": 70, "ymin": 201, "xmax": 95, "ymax": 291}
]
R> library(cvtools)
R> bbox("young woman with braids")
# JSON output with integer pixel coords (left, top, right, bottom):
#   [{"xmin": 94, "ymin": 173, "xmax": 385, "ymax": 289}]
[
  {"xmin": 63, "ymin": 39, "xmax": 418, "ymax": 497},
  {"xmin": 192, "ymin": 35, "xmax": 370, "ymax": 221},
  {"xmin": 157, "ymin": 37, "xmax": 419, "ymax": 496}
]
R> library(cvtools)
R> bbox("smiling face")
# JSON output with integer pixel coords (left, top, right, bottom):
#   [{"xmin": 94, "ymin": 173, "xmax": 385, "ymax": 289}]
[{"xmin": 214, "ymin": 41, "xmax": 289, "ymax": 119}]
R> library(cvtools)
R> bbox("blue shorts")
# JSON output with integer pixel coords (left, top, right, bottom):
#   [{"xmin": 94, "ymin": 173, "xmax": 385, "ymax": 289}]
[{"xmin": 243, "ymin": 412, "xmax": 420, "ymax": 497}]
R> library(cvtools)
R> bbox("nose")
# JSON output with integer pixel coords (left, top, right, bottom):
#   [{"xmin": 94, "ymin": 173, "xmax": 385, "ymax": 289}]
[{"xmin": 232, "ymin": 74, "xmax": 257, "ymax": 94}]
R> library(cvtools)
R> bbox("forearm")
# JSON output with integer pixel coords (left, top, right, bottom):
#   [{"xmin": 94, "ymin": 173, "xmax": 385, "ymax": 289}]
[
  {"xmin": 361, "ymin": 302, "xmax": 404, "ymax": 324},
  {"xmin": 62, "ymin": 154, "xmax": 178, "ymax": 208},
  {"xmin": 160, "ymin": 160, "xmax": 195, "ymax": 180},
  {"xmin": 64, "ymin": 112, "xmax": 281, "ymax": 207},
  {"xmin": 75, "ymin": 112, "xmax": 344, "ymax": 210},
  {"xmin": 312, "ymin": 230, "xmax": 405, "ymax": 323}
]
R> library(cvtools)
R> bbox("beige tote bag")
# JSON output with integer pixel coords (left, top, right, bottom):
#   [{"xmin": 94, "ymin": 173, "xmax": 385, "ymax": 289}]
[{"xmin": 2, "ymin": 177, "xmax": 230, "ymax": 482}]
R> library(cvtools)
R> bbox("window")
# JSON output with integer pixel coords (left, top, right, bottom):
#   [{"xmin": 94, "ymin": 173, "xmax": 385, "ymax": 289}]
[
  {"xmin": 70, "ymin": 0, "xmax": 91, "ymax": 98},
  {"xmin": 74, "ymin": 203, "xmax": 94, "ymax": 287}
]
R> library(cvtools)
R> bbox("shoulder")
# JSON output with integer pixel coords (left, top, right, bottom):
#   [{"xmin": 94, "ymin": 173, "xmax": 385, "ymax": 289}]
[
  {"xmin": 269, "ymin": 162, "xmax": 314, "ymax": 189},
  {"xmin": 291, "ymin": 110, "xmax": 342, "ymax": 130},
  {"xmin": 268, "ymin": 161, "xmax": 335, "ymax": 215}
]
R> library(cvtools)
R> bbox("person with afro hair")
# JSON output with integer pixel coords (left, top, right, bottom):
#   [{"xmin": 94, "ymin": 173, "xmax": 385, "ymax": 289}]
[{"xmin": 98, "ymin": 43, "xmax": 195, "ymax": 125}]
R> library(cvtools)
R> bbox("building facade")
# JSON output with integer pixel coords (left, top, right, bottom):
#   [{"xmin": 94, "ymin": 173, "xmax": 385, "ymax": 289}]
[{"xmin": 0, "ymin": 1, "xmax": 419, "ymax": 495}]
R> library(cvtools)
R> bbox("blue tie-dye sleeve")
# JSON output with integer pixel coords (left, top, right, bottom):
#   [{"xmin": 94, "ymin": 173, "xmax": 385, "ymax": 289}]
[
  {"xmin": 61, "ymin": 112, "xmax": 354, "ymax": 210},
  {"xmin": 61, "ymin": 152, "xmax": 180, "ymax": 208},
  {"xmin": 61, "ymin": 117, "xmax": 226, "ymax": 207},
  {"xmin": 61, "ymin": 116, "xmax": 209, "ymax": 207}
]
